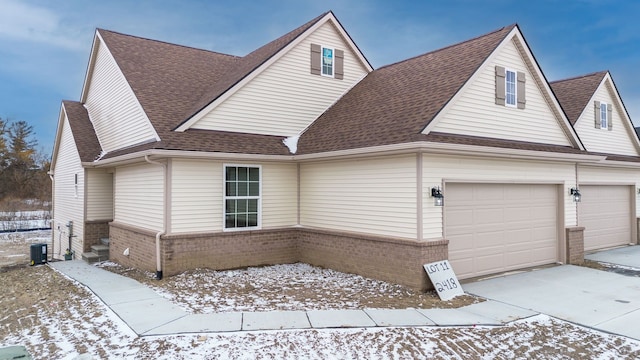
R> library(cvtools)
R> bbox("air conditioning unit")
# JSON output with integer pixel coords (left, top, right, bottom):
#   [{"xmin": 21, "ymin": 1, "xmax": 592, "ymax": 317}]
[{"xmin": 30, "ymin": 243, "xmax": 47, "ymax": 266}]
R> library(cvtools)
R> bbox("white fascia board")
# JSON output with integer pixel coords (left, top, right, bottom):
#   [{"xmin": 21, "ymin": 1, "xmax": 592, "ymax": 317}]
[
  {"xmin": 605, "ymin": 73, "xmax": 640, "ymax": 153},
  {"xmin": 50, "ymin": 104, "xmax": 68, "ymax": 172},
  {"xmin": 80, "ymin": 32, "xmax": 101, "ymax": 103},
  {"xmin": 85, "ymin": 140, "xmax": 606, "ymax": 169},
  {"xmin": 294, "ymin": 141, "xmax": 604, "ymax": 163},
  {"xmin": 510, "ymin": 31, "xmax": 585, "ymax": 150},
  {"xmin": 83, "ymin": 149, "xmax": 295, "ymax": 167},
  {"xmin": 175, "ymin": 12, "xmax": 373, "ymax": 133}
]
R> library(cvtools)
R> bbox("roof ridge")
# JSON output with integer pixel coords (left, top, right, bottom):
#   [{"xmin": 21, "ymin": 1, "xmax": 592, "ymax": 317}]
[
  {"xmin": 550, "ymin": 70, "xmax": 608, "ymax": 84},
  {"xmin": 97, "ymin": 28, "xmax": 239, "ymax": 59},
  {"xmin": 377, "ymin": 23, "xmax": 517, "ymax": 70}
]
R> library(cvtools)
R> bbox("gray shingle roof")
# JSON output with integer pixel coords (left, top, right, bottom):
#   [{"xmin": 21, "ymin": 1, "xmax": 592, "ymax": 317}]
[
  {"xmin": 550, "ymin": 71, "xmax": 607, "ymax": 125},
  {"xmin": 296, "ymin": 24, "xmax": 517, "ymax": 154},
  {"xmin": 62, "ymin": 101, "xmax": 102, "ymax": 162},
  {"xmin": 94, "ymin": 12, "xmax": 329, "ymax": 158}
]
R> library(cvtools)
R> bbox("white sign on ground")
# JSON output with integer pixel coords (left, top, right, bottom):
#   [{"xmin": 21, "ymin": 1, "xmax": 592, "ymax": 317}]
[{"xmin": 423, "ymin": 260, "xmax": 464, "ymax": 301}]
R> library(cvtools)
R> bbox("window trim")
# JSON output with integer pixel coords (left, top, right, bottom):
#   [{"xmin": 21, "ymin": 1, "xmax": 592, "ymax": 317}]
[
  {"xmin": 321, "ymin": 46, "xmax": 335, "ymax": 78},
  {"xmin": 222, "ymin": 164, "xmax": 262, "ymax": 232},
  {"xmin": 600, "ymin": 103, "xmax": 608, "ymax": 130},
  {"xmin": 505, "ymin": 68, "xmax": 517, "ymax": 107}
]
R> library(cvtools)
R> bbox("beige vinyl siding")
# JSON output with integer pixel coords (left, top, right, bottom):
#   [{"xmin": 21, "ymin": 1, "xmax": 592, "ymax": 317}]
[
  {"xmin": 170, "ymin": 160, "xmax": 297, "ymax": 234},
  {"xmin": 423, "ymin": 155, "xmax": 574, "ymax": 240},
  {"xmin": 86, "ymin": 169, "xmax": 113, "ymax": 221},
  {"xmin": 52, "ymin": 115, "xmax": 85, "ymax": 258},
  {"xmin": 262, "ymin": 163, "xmax": 298, "ymax": 228},
  {"xmin": 300, "ymin": 155, "xmax": 417, "ymax": 239},
  {"xmin": 191, "ymin": 22, "xmax": 369, "ymax": 136},
  {"xmin": 170, "ymin": 159, "xmax": 222, "ymax": 233},
  {"xmin": 574, "ymin": 81, "xmax": 639, "ymax": 156},
  {"xmin": 114, "ymin": 163, "xmax": 164, "ymax": 231},
  {"xmin": 84, "ymin": 39, "xmax": 158, "ymax": 153},
  {"xmin": 429, "ymin": 39, "xmax": 571, "ymax": 146},
  {"xmin": 578, "ymin": 165, "xmax": 640, "ymax": 217}
]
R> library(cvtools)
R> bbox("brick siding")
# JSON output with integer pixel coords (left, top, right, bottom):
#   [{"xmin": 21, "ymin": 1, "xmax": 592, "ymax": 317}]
[
  {"xmin": 83, "ymin": 220, "xmax": 110, "ymax": 252},
  {"xmin": 299, "ymin": 228, "xmax": 448, "ymax": 290},
  {"xmin": 161, "ymin": 229, "xmax": 298, "ymax": 276},
  {"xmin": 565, "ymin": 226, "xmax": 585, "ymax": 265},
  {"xmin": 109, "ymin": 223, "xmax": 449, "ymax": 290}
]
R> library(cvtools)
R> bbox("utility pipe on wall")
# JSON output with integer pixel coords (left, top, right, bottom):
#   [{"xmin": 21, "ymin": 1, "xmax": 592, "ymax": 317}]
[{"xmin": 145, "ymin": 155, "xmax": 166, "ymax": 280}]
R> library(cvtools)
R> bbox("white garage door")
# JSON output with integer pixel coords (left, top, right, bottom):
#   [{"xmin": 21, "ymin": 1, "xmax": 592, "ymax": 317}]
[
  {"xmin": 579, "ymin": 185, "xmax": 631, "ymax": 251},
  {"xmin": 446, "ymin": 183, "xmax": 558, "ymax": 279}
]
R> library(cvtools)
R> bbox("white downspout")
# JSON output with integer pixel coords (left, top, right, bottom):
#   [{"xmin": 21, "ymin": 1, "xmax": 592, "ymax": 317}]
[
  {"xmin": 145, "ymin": 155, "xmax": 166, "ymax": 280},
  {"xmin": 48, "ymin": 171, "xmax": 55, "ymax": 261}
]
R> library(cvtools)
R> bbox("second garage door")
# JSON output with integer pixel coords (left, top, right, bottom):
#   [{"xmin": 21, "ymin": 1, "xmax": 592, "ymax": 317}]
[
  {"xmin": 446, "ymin": 183, "xmax": 559, "ymax": 279},
  {"xmin": 579, "ymin": 185, "xmax": 631, "ymax": 252}
]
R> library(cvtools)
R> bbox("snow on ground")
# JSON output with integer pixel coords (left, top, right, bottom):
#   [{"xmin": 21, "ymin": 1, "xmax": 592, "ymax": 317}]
[
  {"xmin": 3, "ymin": 233, "xmax": 640, "ymax": 358},
  {"xmin": 97, "ymin": 262, "xmax": 477, "ymax": 312}
]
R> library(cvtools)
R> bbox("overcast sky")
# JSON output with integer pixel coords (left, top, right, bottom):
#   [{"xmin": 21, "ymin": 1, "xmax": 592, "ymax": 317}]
[{"xmin": 1, "ymin": 0, "xmax": 639, "ymax": 153}]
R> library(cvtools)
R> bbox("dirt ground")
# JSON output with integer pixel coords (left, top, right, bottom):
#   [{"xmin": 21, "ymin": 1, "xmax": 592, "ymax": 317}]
[{"xmin": 2, "ymin": 231, "xmax": 640, "ymax": 359}]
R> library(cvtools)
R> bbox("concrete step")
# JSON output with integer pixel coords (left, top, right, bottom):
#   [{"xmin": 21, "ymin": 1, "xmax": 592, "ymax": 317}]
[
  {"xmin": 91, "ymin": 244, "xmax": 110, "ymax": 257},
  {"xmin": 100, "ymin": 237, "xmax": 110, "ymax": 246},
  {"xmin": 81, "ymin": 252, "xmax": 107, "ymax": 264}
]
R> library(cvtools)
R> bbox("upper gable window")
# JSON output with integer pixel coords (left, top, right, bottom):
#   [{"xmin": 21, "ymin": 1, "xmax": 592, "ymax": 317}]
[
  {"xmin": 495, "ymin": 66, "xmax": 526, "ymax": 109},
  {"xmin": 505, "ymin": 70, "xmax": 517, "ymax": 106},
  {"xmin": 322, "ymin": 47, "xmax": 334, "ymax": 77},
  {"xmin": 594, "ymin": 101, "xmax": 612, "ymax": 131},
  {"xmin": 600, "ymin": 104, "xmax": 608, "ymax": 129},
  {"xmin": 310, "ymin": 43, "xmax": 344, "ymax": 80}
]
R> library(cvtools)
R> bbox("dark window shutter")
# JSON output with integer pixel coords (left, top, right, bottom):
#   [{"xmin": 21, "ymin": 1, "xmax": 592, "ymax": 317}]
[
  {"xmin": 517, "ymin": 71, "xmax": 526, "ymax": 109},
  {"xmin": 607, "ymin": 103, "xmax": 613, "ymax": 131},
  {"xmin": 335, "ymin": 49, "xmax": 344, "ymax": 80},
  {"xmin": 594, "ymin": 101, "xmax": 601, "ymax": 128},
  {"xmin": 310, "ymin": 44, "xmax": 321, "ymax": 75},
  {"xmin": 495, "ymin": 66, "xmax": 506, "ymax": 105}
]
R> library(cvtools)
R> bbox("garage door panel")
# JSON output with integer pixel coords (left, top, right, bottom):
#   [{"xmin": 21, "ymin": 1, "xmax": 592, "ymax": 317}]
[
  {"xmin": 475, "ymin": 209, "xmax": 504, "ymax": 225},
  {"xmin": 579, "ymin": 185, "xmax": 630, "ymax": 251},
  {"xmin": 446, "ymin": 183, "xmax": 558, "ymax": 279}
]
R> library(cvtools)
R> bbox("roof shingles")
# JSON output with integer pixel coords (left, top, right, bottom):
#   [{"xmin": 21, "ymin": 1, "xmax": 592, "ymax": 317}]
[
  {"xmin": 296, "ymin": 25, "xmax": 516, "ymax": 154},
  {"xmin": 550, "ymin": 71, "xmax": 607, "ymax": 125},
  {"xmin": 62, "ymin": 101, "xmax": 102, "ymax": 162}
]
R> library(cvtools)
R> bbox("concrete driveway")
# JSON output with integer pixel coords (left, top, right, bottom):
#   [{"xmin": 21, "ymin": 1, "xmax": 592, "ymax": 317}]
[{"xmin": 464, "ymin": 246, "xmax": 640, "ymax": 340}]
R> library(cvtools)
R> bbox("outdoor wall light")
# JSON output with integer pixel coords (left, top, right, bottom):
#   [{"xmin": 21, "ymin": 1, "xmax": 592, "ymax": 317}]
[
  {"xmin": 431, "ymin": 187, "xmax": 444, "ymax": 206},
  {"xmin": 570, "ymin": 187, "xmax": 581, "ymax": 203}
]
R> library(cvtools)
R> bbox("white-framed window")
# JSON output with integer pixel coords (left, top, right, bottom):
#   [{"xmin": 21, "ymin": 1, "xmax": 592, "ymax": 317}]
[
  {"xmin": 74, "ymin": 173, "xmax": 78, "ymax": 198},
  {"xmin": 600, "ymin": 103, "xmax": 608, "ymax": 129},
  {"xmin": 505, "ymin": 69, "xmax": 517, "ymax": 106},
  {"xmin": 224, "ymin": 165, "xmax": 261, "ymax": 230},
  {"xmin": 322, "ymin": 46, "xmax": 334, "ymax": 77}
]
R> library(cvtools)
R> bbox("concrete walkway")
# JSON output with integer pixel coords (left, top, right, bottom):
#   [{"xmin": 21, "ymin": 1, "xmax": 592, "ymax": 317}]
[
  {"xmin": 465, "ymin": 246, "xmax": 640, "ymax": 341},
  {"xmin": 49, "ymin": 260, "xmax": 536, "ymax": 336},
  {"xmin": 585, "ymin": 245, "xmax": 640, "ymax": 268}
]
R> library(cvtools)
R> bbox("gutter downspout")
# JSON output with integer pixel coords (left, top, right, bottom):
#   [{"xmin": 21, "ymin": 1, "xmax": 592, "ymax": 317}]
[
  {"xmin": 48, "ymin": 171, "xmax": 55, "ymax": 261},
  {"xmin": 145, "ymin": 155, "xmax": 166, "ymax": 280}
]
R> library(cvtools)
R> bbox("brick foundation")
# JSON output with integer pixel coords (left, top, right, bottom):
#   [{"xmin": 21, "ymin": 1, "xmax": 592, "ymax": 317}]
[
  {"xmin": 109, "ymin": 222, "xmax": 158, "ymax": 272},
  {"xmin": 161, "ymin": 229, "xmax": 298, "ymax": 276},
  {"xmin": 566, "ymin": 226, "xmax": 585, "ymax": 265},
  {"xmin": 83, "ymin": 220, "xmax": 111, "ymax": 252},
  {"xmin": 299, "ymin": 228, "xmax": 448, "ymax": 290},
  {"xmin": 108, "ymin": 223, "xmax": 449, "ymax": 290}
]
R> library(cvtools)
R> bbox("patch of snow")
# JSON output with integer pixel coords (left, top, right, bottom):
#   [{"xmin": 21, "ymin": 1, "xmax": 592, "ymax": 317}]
[
  {"xmin": 94, "ymin": 150, "xmax": 108, "ymax": 162},
  {"xmin": 283, "ymin": 135, "xmax": 299, "ymax": 154}
]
